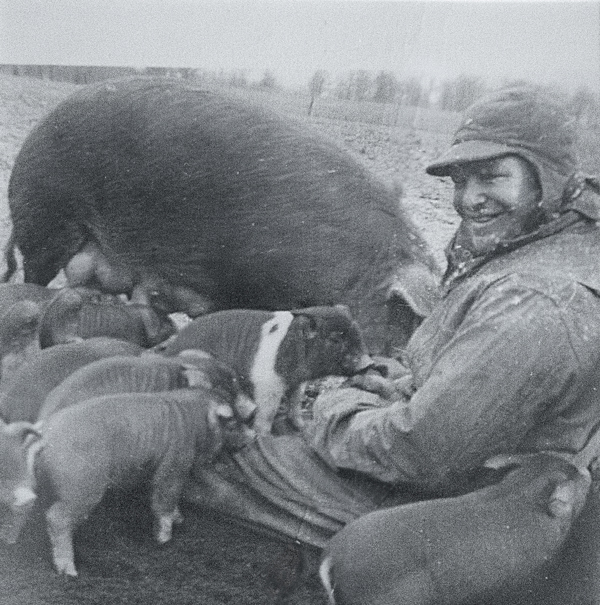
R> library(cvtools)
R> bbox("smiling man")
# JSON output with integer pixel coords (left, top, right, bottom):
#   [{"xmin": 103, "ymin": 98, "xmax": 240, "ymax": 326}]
[
  {"xmin": 307, "ymin": 86, "xmax": 600, "ymax": 491},
  {"xmin": 188, "ymin": 86, "xmax": 600, "ymax": 555},
  {"xmin": 446, "ymin": 155, "xmax": 542, "ymax": 256}
]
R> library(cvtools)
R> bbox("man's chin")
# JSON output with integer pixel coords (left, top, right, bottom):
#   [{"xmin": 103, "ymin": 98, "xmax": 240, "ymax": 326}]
[{"xmin": 455, "ymin": 223, "xmax": 504, "ymax": 257}]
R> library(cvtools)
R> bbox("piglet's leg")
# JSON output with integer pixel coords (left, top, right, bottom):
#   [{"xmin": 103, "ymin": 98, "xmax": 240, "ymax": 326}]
[
  {"xmin": 155, "ymin": 507, "xmax": 185, "ymax": 544},
  {"xmin": 151, "ymin": 460, "xmax": 190, "ymax": 544},
  {"xmin": 45, "ymin": 502, "xmax": 83, "ymax": 577},
  {"xmin": 286, "ymin": 382, "xmax": 307, "ymax": 430},
  {"xmin": 252, "ymin": 381, "xmax": 286, "ymax": 434}
]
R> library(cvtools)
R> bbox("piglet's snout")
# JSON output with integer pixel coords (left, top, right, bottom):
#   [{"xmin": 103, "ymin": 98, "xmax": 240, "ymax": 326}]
[{"xmin": 12, "ymin": 486, "xmax": 37, "ymax": 508}]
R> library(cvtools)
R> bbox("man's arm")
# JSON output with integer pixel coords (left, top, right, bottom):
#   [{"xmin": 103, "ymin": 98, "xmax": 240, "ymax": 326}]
[{"xmin": 307, "ymin": 279, "xmax": 585, "ymax": 491}]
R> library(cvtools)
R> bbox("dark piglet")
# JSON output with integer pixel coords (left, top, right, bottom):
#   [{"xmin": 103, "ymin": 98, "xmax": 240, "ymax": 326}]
[
  {"xmin": 5, "ymin": 76, "xmax": 440, "ymax": 354},
  {"xmin": 320, "ymin": 453, "xmax": 591, "ymax": 605},
  {"xmin": 156, "ymin": 305, "xmax": 373, "ymax": 433},
  {"xmin": 37, "ymin": 286, "xmax": 176, "ymax": 349},
  {"xmin": 0, "ymin": 390, "xmax": 255, "ymax": 577},
  {"xmin": 0, "ymin": 337, "xmax": 143, "ymax": 423}
]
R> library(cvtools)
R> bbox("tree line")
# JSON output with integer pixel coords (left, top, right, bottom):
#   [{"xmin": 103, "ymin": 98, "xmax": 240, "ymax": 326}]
[
  {"xmin": 2, "ymin": 64, "xmax": 597, "ymax": 130},
  {"xmin": 0, "ymin": 64, "xmax": 280, "ymax": 90},
  {"xmin": 308, "ymin": 69, "xmax": 599, "ymax": 123}
]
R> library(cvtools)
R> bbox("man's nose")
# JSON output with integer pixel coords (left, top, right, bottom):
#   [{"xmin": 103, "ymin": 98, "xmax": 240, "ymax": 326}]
[{"xmin": 455, "ymin": 177, "xmax": 486, "ymax": 213}]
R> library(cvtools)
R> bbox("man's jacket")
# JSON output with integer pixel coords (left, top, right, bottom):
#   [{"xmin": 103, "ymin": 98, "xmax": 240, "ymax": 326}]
[{"xmin": 309, "ymin": 219, "xmax": 600, "ymax": 493}]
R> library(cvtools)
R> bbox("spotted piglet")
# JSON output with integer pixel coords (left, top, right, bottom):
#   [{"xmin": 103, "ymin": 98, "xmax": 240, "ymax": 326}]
[{"xmin": 157, "ymin": 305, "xmax": 374, "ymax": 433}]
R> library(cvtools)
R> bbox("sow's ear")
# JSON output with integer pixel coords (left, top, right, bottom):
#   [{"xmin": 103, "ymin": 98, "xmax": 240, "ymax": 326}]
[{"xmin": 387, "ymin": 263, "xmax": 441, "ymax": 319}]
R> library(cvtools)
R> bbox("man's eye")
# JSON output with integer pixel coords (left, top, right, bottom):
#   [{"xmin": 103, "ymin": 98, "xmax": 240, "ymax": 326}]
[
  {"xmin": 329, "ymin": 331, "xmax": 345, "ymax": 343},
  {"xmin": 480, "ymin": 172, "xmax": 506, "ymax": 182}
]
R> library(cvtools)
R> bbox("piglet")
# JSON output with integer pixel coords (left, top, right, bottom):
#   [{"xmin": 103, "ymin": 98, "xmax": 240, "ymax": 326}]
[
  {"xmin": 37, "ymin": 354, "xmax": 194, "ymax": 421},
  {"xmin": 0, "ymin": 337, "xmax": 143, "ymax": 423},
  {"xmin": 37, "ymin": 286, "xmax": 176, "ymax": 349},
  {"xmin": 156, "ymin": 305, "xmax": 373, "ymax": 433},
  {"xmin": 319, "ymin": 453, "xmax": 591, "ymax": 605},
  {"xmin": 0, "ymin": 284, "xmax": 62, "ymax": 381},
  {"xmin": 9, "ymin": 389, "xmax": 255, "ymax": 576}
]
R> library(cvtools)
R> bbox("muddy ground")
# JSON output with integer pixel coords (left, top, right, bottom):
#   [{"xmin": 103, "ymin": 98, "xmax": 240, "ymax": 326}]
[{"xmin": 0, "ymin": 74, "xmax": 457, "ymax": 605}]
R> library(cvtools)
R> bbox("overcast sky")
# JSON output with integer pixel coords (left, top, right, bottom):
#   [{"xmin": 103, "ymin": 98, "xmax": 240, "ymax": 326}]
[{"xmin": 1, "ymin": 0, "xmax": 598, "ymax": 91}]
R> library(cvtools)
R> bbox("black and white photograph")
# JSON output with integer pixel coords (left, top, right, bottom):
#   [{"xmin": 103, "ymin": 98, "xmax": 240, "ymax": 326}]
[{"xmin": 0, "ymin": 1, "xmax": 599, "ymax": 603}]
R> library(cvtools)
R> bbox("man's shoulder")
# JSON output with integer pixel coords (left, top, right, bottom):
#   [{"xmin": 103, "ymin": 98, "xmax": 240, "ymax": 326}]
[
  {"xmin": 475, "ymin": 223, "xmax": 600, "ymax": 296},
  {"xmin": 445, "ymin": 270, "xmax": 592, "ymax": 314}
]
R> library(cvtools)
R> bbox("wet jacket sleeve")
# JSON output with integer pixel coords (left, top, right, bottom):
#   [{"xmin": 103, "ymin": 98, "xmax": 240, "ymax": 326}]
[{"xmin": 307, "ymin": 278, "xmax": 586, "ymax": 490}]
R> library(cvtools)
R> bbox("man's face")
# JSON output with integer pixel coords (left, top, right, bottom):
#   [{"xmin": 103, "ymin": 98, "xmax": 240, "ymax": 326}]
[{"xmin": 449, "ymin": 155, "xmax": 542, "ymax": 256}]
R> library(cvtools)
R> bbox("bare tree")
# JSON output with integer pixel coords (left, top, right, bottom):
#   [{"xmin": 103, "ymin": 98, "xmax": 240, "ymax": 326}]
[
  {"xmin": 373, "ymin": 71, "xmax": 398, "ymax": 103},
  {"xmin": 570, "ymin": 86, "xmax": 599, "ymax": 124},
  {"xmin": 352, "ymin": 70, "xmax": 373, "ymax": 102},
  {"xmin": 259, "ymin": 70, "xmax": 277, "ymax": 89},
  {"xmin": 228, "ymin": 69, "xmax": 248, "ymax": 88},
  {"xmin": 308, "ymin": 69, "xmax": 328, "ymax": 115},
  {"xmin": 398, "ymin": 77, "xmax": 424, "ymax": 107},
  {"xmin": 440, "ymin": 75, "xmax": 486, "ymax": 112}
]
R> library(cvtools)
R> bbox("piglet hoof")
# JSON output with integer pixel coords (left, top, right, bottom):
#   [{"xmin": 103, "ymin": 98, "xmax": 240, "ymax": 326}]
[
  {"xmin": 155, "ymin": 522, "xmax": 172, "ymax": 544},
  {"xmin": 54, "ymin": 558, "xmax": 78, "ymax": 577},
  {"xmin": 0, "ymin": 523, "xmax": 19, "ymax": 545},
  {"xmin": 155, "ymin": 509, "xmax": 183, "ymax": 544},
  {"xmin": 173, "ymin": 506, "xmax": 184, "ymax": 526}
]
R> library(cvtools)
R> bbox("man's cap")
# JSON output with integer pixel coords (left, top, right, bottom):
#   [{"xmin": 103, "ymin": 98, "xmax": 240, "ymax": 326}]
[{"xmin": 426, "ymin": 85, "xmax": 579, "ymax": 178}]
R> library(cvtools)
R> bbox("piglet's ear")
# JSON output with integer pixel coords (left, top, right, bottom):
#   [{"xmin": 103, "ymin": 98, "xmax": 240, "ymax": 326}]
[
  {"xmin": 182, "ymin": 366, "xmax": 212, "ymax": 390},
  {"xmin": 6, "ymin": 300, "xmax": 43, "ymax": 324},
  {"xmin": 483, "ymin": 454, "xmax": 521, "ymax": 470},
  {"xmin": 177, "ymin": 349, "xmax": 213, "ymax": 363},
  {"xmin": 292, "ymin": 315, "xmax": 318, "ymax": 340}
]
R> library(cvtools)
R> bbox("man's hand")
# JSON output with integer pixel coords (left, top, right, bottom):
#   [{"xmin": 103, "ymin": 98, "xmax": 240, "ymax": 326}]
[{"xmin": 348, "ymin": 355, "xmax": 415, "ymax": 400}]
